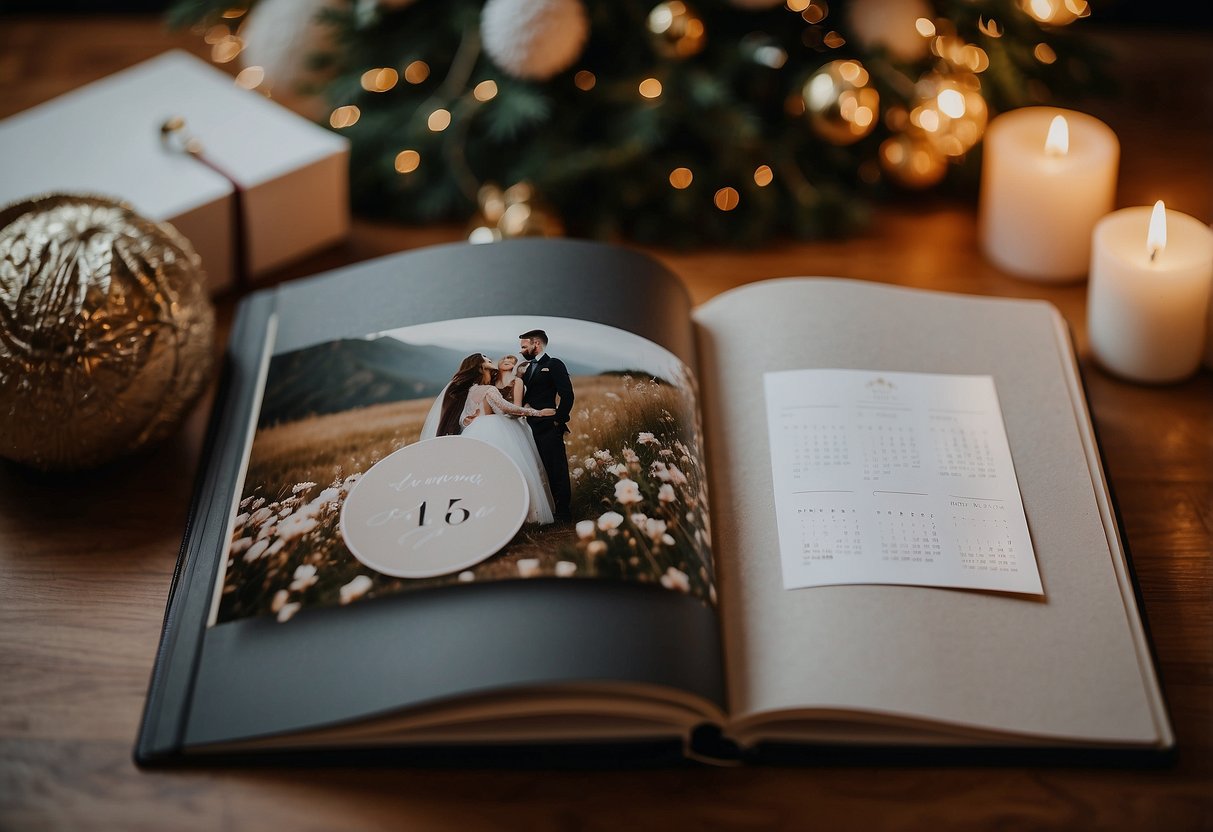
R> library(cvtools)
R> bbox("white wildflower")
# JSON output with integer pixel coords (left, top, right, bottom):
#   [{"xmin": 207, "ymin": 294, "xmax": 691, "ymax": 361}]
[
  {"xmin": 277, "ymin": 514, "xmax": 318, "ymax": 541},
  {"xmin": 572, "ymin": 467, "xmax": 584, "ymax": 480},
  {"xmin": 292, "ymin": 482, "xmax": 316, "ymax": 494},
  {"xmin": 593, "ymin": 450, "xmax": 612, "ymax": 462},
  {"xmin": 660, "ymin": 567, "xmax": 690, "ymax": 593},
  {"xmin": 630, "ymin": 513, "xmax": 648, "ymax": 527},
  {"xmin": 289, "ymin": 564, "xmax": 318, "ymax": 591},
  {"xmin": 644, "ymin": 518, "xmax": 668, "ymax": 542},
  {"xmin": 555, "ymin": 561, "xmax": 578, "ymax": 577},
  {"xmin": 271, "ymin": 589, "xmax": 289, "ymax": 613},
  {"xmin": 233, "ymin": 512, "xmax": 250, "ymax": 528},
  {"xmin": 587, "ymin": 541, "xmax": 607, "ymax": 557},
  {"xmin": 597, "ymin": 511, "xmax": 624, "ymax": 531},
  {"xmin": 276, "ymin": 602, "xmax": 301, "ymax": 623},
  {"xmin": 243, "ymin": 539, "xmax": 269, "ymax": 562},
  {"xmin": 256, "ymin": 522, "xmax": 276, "ymax": 541},
  {"xmin": 658, "ymin": 484, "xmax": 676, "ymax": 503},
  {"xmin": 667, "ymin": 465, "xmax": 688, "ymax": 485},
  {"xmin": 584, "ymin": 458, "xmax": 598, "ymax": 471},
  {"xmin": 239, "ymin": 497, "xmax": 253, "ymax": 510},
  {"xmin": 339, "ymin": 575, "xmax": 373, "ymax": 604},
  {"xmin": 576, "ymin": 520, "xmax": 596, "ymax": 540},
  {"xmin": 252, "ymin": 497, "xmax": 266, "ymax": 510},
  {"xmin": 637, "ymin": 432, "xmax": 658, "ymax": 445},
  {"xmin": 662, "ymin": 533, "xmax": 676, "ymax": 546},
  {"xmin": 615, "ymin": 479, "xmax": 643, "ymax": 505},
  {"xmin": 266, "ymin": 540, "xmax": 285, "ymax": 557},
  {"xmin": 458, "ymin": 570, "xmax": 475, "ymax": 582},
  {"xmin": 607, "ymin": 463, "xmax": 628, "ymax": 476},
  {"xmin": 249, "ymin": 507, "xmax": 273, "ymax": 526},
  {"xmin": 230, "ymin": 537, "xmax": 253, "ymax": 554},
  {"xmin": 316, "ymin": 487, "xmax": 340, "ymax": 505},
  {"xmin": 659, "ymin": 449, "xmax": 674, "ymax": 457},
  {"xmin": 517, "ymin": 558, "xmax": 541, "ymax": 578},
  {"xmin": 622, "ymin": 447, "xmax": 639, "ymax": 464}
]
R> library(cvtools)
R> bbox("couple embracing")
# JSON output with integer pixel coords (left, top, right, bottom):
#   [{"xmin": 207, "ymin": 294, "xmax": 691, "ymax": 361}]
[{"xmin": 420, "ymin": 330, "xmax": 574, "ymax": 526}]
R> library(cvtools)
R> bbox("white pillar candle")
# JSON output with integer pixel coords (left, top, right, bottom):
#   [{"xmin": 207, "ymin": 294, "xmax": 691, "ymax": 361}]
[
  {"xmin": 980, "ymin": 107, "xmax": 1118, "ymax": 282},
  {"xmin": 1088, "ymin": 202, "xmax": 1213, "ymax": 383}
]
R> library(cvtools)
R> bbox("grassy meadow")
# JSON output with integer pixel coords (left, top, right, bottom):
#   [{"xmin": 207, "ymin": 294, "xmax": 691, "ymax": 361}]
[{"xmin": 219, "ymin": 372, "xmax": 715, "ymax": 623}]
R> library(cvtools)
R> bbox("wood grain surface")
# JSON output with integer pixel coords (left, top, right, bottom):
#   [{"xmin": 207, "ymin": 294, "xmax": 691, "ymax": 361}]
[{"xmin": 0, "ymin": 16, "xmax": 1210, "ymax": 831}]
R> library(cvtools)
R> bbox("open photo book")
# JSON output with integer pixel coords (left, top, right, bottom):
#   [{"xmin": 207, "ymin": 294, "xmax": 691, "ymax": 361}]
[{"xmin": 136, "ymin": 239, "xmax": 1173, "ymax": 766}]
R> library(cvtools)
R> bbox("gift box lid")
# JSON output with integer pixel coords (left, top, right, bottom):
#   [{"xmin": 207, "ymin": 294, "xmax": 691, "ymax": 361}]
[{"xmin": 0, "ymin": 50, "xmax": 349, "ymax": 286}]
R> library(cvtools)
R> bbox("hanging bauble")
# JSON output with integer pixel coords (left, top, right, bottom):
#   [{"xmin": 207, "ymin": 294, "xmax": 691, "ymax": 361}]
[
  {"xmin": 879, "ymin": 133, "xmax": 948, "ymax": 188},
  {"xmin": 467, "ymin": 182, "xmax": 564, "ymax": 243},
  {"xmin": 481, "ymin": 0, "xmax": 590, "ymax": 81},
  {"xmin": 0, "ymin": 194, "xmax": 215, "ymax": 471},
  {"xmin": 647, "ymin": 2, "xmax": 707, "ymax": 60},
  {"xmin": 908, "ymin": 72, "xmax": 988, "ymax": 157},
  {"xmin": 845, "ymin": 0, "xmax": 933, "ymax": 62},
  {"xmin": 239, "ymin": 0, "xmax": 341, "ymax": 118},
  {"xmin": 802, "ymin": 60, "xmax": 880, "ymax": 146}
]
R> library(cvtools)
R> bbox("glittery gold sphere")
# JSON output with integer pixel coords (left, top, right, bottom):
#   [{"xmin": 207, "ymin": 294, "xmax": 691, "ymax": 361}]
[
  {"xmin": 647, "ymin": 1, "xmax": 706, "ymax": 60},
  {"xmin": 0, "ymin": 194, "xmax": 215, "ymax": 470},
  {"xmin": 879, "ymin": 132, "xmax": 948, "ymax": 188},
  {"xmin": 467, "ymin": 182, "xmax": 563, "ymax": 244},
  {"xmin": 802, "ymin": 60, "xmax": 880, "ymax": 146},
  {"xmin": 909, "ymin": 72, "xmax": 988, "ymax": 158}
]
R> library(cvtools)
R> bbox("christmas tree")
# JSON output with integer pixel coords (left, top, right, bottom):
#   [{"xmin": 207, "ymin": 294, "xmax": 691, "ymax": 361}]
[{"xmin": 172, "ymin": 0, "xmax": 1105, "ymax": 246}]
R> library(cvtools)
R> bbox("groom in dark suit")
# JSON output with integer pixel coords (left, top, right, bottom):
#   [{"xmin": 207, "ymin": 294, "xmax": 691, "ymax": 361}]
[{"xmin": 518, "ymin": 329, "xmax": 574, "ymax": 523}]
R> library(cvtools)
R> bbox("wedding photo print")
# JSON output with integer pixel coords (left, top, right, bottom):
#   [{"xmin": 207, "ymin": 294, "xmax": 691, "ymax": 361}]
[{"xmin": 214, "ymin": 315, "xmax": 714, "ymax": 624}]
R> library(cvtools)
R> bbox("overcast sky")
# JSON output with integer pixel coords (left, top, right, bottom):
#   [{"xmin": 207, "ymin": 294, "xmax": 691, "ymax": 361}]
[{"xmin": 376, "ymin": 315, "xmax": 686, "ymax": 381}]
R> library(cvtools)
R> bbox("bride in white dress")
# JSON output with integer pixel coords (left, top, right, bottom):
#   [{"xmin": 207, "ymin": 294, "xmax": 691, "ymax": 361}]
[{"xmin": 420, "ymin": 353, "xmax": 556, "ymax": 525}]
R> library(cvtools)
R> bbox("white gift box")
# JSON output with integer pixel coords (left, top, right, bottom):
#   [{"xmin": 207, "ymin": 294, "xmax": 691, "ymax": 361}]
[{"xmin": 0, "ymin": 50, "xmax": 349, "ymax": 292}]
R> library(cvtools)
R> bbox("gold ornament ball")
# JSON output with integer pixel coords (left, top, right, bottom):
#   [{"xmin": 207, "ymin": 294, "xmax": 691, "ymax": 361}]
[
  {"xmin": 909, "ymin": 72, "xmax": 988, "ymax": 158},
  {"xmin": 879, "ymin": 133, "xmax": 949, "ymax": 189},
  {"xmin": 802, "ymin": 60, "xmax": 880, "ymax": 146},
  {"xmin": 0, "ymin": 194, "xmax": 215, "ymax": 471},
  {"xmin": 647, "ymin": 1, "xmax": 707, "ymax": 60}
]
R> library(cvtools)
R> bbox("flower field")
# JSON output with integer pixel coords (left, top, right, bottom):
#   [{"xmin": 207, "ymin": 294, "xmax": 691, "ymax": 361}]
[{"xmin": 219, "ymin": 372, "xmax": 714, "ymax": 623}]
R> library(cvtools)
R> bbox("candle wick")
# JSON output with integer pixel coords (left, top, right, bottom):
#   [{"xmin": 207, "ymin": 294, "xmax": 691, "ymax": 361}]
[{"xmin": 1149, "ymin": 247, "xmax": 1158, "ymax": 263}]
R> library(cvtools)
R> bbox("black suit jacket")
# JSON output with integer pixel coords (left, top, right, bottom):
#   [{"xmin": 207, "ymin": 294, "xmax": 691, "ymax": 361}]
[{"xmin": 521, "ymin": 353, "xmax": 574, "ymax": 433}]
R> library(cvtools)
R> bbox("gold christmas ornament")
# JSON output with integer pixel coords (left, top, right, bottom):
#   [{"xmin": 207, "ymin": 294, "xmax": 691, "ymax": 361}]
[
  {"xmin": 0, "ymin": 194, "xmax": 215, "ymax": 471},
  {"xmin": 467, "ymin": 182, "xmax": 564, "ymax": 243},
  {"xmin": 908, "ymin": 72, "xmax": 988, "ymax": 158},
  {"xmin": 647, "ymin": 1, "xmax": 707, "ymax": 60},
  {"xmin": 802, "ymin": 60, "xmax": 880, "ymax": 146},
  {"xmin": 879, "ymin": 133, "xmax": 948, "ymax": 188}
]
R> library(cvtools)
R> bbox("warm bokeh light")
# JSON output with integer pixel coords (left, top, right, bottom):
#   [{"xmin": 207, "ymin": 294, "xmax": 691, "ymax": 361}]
[
  {"xmin": 473, "ymin": 80, "xmax": 499, "ymax": 101},
  {"xmin": 234, "ymin": 66, "xmax": 264, "ymax": 89},
  {"xmin": 978, "ymin": 16, "xmax": 1003, "ymax": 38},
  {"xmin": 404, "ymin": 60, "xmax": 430, "ymax": 84},
  {"xmin": 428, "ymin": 109, "xmax": 452, "ymax": 131},
  {"xmin": 1034, "ymin": 43, "xmax": 1057, "ymax": 64},
  {"xmin": 329, "ymin": 105, "xmax": 360, "ymax": 129},
  {"xmin": 786, "ymin": 0, "xmax": 811, "ymax": 12},
  {"xmin": 669, "ymin": 167, "xmax": 694, "ymax": 189},
  {"xmin": 1044, "ymin": 115, "xmax": 1069, "ymax": 156},
  {"xmin": 714, "ymin": 187, "xmax": 740, "ymax": 211},
  {"xmin": 639, "ymin": 78, "xmax": 663, "ymax": 99},
  {"xmin": 937, "ymin": 89, "xmax": 966, "ymax": 119},
  {"xmin": 1148, "ymin": 200, "xmax": 1167, "ymax": 262},
  {"xmin": 1021, "ymin": 0, "xmax": 1088, "ymax": 25},
  {"xmin": 915, "ymin": 18, "xmax": 936, "ymax": 37},
  {"xmin": 361, "ymin": 68, "xmax": 399, "ymax": 92},
  {"xmin": 754, "ymin": 165, "xmax": 774, "ymax": 187},
  {"xmin": 823, "ymin": 31, "xmax": 846, "ymax": 48},
  {"xmin": 211, "ymin": 36, "xmax": 243, "ymax": 63},
  {"xmin": 394, "ymin": 149, "xmax": 421, "ymax": 174},
  {"xmin": 574, "ymin": 70, "xmax": 597, "ymax": 91}
]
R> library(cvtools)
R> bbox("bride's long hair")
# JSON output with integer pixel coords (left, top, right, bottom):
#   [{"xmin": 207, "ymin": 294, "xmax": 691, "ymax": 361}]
[{"xmin": 436, "ymin": 353, "xmax": 489, "ymax": 437}]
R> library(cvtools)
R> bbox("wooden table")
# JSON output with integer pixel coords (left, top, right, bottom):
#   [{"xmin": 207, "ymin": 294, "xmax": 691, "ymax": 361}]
[{"xmin": 1, "ymin": 17, "xmax": 1210, "ymax": 831}]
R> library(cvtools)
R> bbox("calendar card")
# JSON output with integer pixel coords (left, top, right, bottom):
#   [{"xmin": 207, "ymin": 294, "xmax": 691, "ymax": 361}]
[{"xmin": 764, "ymin": 369, "xmax": 1042, "ymax": 595}]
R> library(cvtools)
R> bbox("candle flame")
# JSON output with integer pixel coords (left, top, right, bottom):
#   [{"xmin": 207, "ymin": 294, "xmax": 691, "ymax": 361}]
[
  {"xmin": 1044, "ymin": 115, "xmax": 1069, "ymax": 157},
  {"xmin": 1147, "ymin": 200, "xmax": 1167, "ymax": 263}
]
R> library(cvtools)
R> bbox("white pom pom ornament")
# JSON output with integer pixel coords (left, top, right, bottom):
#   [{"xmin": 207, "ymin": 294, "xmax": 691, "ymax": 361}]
[
  {"xmin": 240, "ymin": 0, "xmax": 341, "ymax": 117},
  {"xmin": 481, "ymin": 0, "xmax": 590, "ymax": 81}
]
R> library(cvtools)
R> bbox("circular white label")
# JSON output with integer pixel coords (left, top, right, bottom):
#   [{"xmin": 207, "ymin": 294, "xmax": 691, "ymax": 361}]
[{"xmin": 340, "ymin": 436, "xmax": 529, "ymax": 578}]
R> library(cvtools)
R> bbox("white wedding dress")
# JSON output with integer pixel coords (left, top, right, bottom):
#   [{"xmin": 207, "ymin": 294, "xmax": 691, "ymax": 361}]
[{"xmin": 420, "ymin": 384, "xmax": 555, "ymax": 525}]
